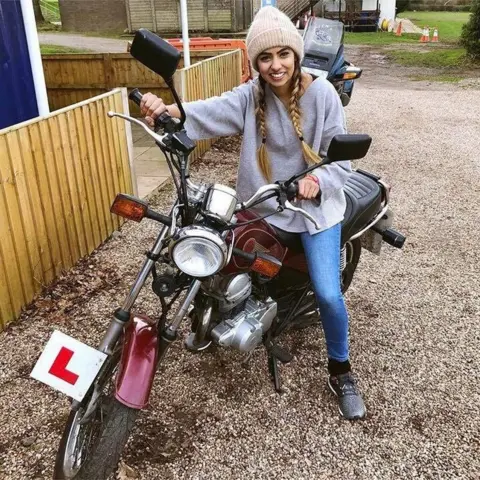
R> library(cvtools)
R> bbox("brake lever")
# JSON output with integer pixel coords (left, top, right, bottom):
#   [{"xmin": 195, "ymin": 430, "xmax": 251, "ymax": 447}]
[
  {"xmin": 107, "ymin": 111, "xmax": 168, "ymax": 146},
  {"xmin": 284, "ymin": 200, "xmax": 321, "ymax": 230}
]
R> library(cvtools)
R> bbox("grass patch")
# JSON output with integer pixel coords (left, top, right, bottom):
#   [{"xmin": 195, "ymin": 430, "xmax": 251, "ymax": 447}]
[
  {"xmin": 40, "ymin": 0, "xmax": 60, "ymax": 22},
  {"xmin": 344, "ymin": 31, "xmax": 419, "ymax": 44},
  {"xmin": 388, "ymin": 47, "xmax": 469, "ymax": 68},
  {"xmin": 398, "ymin": 11, "xmax": 471, "ymax": 42},
  {"xmin": 408, "ymin": 74, "xmax": 463, "ymax": 82},
  {"xmin": 36, "ymin": 22, "xmax": 61, "ymax": 32},
  {"xmin": 40, "ymin": 44, "xmax": 93, "ymax": 54}
]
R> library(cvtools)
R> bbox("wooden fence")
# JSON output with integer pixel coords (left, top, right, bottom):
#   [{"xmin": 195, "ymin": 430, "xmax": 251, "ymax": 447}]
[
  {"xmin": 42, "ymin": 51, "xmax": 235, "ymax": 114},
  {"xmin": 0, "ymin": 89, "xmax": 134, "ymax": 329},
  {"xmin": 0, "ymin": 51, "xmax": 242, "ymax": 329},
  {"xmin": 179, "ymin": 50, "xmax": 243, "ymax": 160}
]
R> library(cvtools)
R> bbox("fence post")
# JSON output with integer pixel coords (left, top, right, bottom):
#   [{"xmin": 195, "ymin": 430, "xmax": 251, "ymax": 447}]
[
  {"xmin": 103, "ymin": 53, "xmax": 114, "ymax": 91},
  {"xmin": 121, "ymin": 88, "xmax": 137, "ymax": 197},
  {"xmin": 236, "ymin": 50, "xmax": 242, "ymax": 85}
]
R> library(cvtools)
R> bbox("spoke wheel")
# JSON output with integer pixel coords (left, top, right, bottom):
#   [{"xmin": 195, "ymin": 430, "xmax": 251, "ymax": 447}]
[
  {"xmin": 341, "ymin": 239, "xmax": 361, "ymax": 293},
  {"xmin": 54, "ymin": 348, "xmax": 138, "ymax": 480}
]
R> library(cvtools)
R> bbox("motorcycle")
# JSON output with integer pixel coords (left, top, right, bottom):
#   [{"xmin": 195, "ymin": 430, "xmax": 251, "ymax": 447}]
[
  {"xmin": 51, "ymin": 29, "xmax": 406, "ymax": 479},
  {"xmin": 301, "ymin": 17, "xmax": 362, "ymax": 107}
]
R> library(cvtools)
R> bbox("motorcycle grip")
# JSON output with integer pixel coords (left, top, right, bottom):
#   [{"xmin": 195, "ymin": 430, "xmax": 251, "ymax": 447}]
[
  {"xmin": 288, "ymin": 182, "xmax": 321, "ymax": 202},
  {"xmin": 129, "ymin": 88, "xmax": 143, "ymax": 106},
  {"xmin": 129, "ymin": 88, "xmax": 174, "ymax": 130}
]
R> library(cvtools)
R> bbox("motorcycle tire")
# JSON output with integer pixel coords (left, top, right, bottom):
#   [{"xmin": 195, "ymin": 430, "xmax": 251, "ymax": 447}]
[
  {"xmin": 341, "ymin": 238, "xmax": 361, "ymax": 293},
  {"xmin": 54, "ymin": 398, "xmax": 138, "ymax": 480}
]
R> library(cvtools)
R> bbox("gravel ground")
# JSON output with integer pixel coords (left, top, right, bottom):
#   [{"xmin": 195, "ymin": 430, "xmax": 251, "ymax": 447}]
[{"xmin": 1, "ymin": 61, "xmax": 480, "ymax": 479}]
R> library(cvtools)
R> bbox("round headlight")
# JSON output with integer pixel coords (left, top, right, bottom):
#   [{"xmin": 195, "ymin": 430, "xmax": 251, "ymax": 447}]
[{"xmin": 170, "ymin": 227, "xmax": 227, "ymax": 278}]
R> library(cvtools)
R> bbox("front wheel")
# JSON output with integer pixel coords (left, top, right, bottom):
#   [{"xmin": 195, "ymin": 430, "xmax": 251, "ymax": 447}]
[
  {"xmin": 54, "ymin": 348, "xmax": 138, "ymax": 480},
  {"xmin": 55, "ymin": 398, "xmax": 138, "ymax": 480}
]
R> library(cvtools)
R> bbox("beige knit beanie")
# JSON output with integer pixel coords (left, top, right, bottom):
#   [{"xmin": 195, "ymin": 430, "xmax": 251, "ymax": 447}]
[{"xmin": 246, "ymin": 6, "xmax": 304, "ymax": 71}]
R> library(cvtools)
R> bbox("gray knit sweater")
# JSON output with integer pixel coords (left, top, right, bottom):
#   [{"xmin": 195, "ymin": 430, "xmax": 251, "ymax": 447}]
[{"xmin": 183, "ymin": 77, "xmax": 351, "ymax": 235}]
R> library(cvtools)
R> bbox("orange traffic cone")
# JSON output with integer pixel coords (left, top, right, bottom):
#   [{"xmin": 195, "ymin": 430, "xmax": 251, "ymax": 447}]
[
  {"xmin": 395, "ymin": 21, "xmax": 403, "ymax": 36},
  {"xmin": 432, "ymin": 27, "xmax": 439, "ymax": 42},
  {"xmin": 420, "ymin": 26, "xmax": 430, "ymax": 43},
  {"xmin": 419, "ymin": 27, "xmax": 425, "ymax": 42}
]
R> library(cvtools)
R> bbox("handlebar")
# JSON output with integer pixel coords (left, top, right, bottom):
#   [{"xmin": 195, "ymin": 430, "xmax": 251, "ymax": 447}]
[
  {"xmin": 235, "ymin": 183, "xmax": 321, "ymax": 230},
  {"xmin": 107, "ymin": 111, "xmax": 169, "ymax": 147},
  {"xmin": 119, "ymin": 89, "xmax": 321, "ymax": 230},
  {"xmin": 129, "ymin": 88, "xmax": 179, "ymax": 133}
]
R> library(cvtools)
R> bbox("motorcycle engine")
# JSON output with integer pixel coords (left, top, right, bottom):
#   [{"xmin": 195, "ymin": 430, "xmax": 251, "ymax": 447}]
[{"xmin": 211, "ymin": 297, "xmax": 277, "ymax": 353}]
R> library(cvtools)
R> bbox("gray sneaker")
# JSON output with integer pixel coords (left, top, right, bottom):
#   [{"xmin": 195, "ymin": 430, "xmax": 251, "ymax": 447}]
[{"xmin": 328, "ymin": 372, "xmax": 367, "ymax": 420}]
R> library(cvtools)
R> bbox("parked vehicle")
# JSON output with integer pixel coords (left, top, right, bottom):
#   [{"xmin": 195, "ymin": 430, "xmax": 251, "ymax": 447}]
[
  {"xmin": 301, "ymin": 17, "xmax": 362, "ymax": 107},
  {"xmin": 51, "ymin": 29, "xmax": 405, "ymax": 479}
]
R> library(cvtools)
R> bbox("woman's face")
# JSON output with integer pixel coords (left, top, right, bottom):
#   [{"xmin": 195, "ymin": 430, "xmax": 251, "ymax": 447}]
[{"xmin": 257, "ymin": 47, "xmax": 296, "ymax": 89}]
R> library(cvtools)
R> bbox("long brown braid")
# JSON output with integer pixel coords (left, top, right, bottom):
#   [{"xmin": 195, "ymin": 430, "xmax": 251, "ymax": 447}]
[
  {"xmin": 256, "ymin": 60, "xmax": 321, "ymax": 182},
  {"xmin": 256, "ymin": 75, "xmax": 272, "ymax": 182}
]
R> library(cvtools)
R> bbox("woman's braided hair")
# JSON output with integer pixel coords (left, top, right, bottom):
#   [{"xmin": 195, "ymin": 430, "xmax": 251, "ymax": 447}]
[{"xmin": 256, "ymin": 59, "xmax": 321, "ymax": 182}]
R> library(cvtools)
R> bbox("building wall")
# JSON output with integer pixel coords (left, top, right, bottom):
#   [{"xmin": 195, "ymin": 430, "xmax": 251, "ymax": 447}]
[{"xmin": 59, "ymin": 0, "xmax": 128, "ymax": 32}]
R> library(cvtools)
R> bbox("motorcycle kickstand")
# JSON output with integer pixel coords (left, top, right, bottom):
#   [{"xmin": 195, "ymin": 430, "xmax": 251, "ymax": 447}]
[
  {"xmin": 264, "ymin": 331, "xmax": 294, "ymax": 394},
  {"xmin": 268, "ymin": 353, "xmax": 283, "ymax": 393}
]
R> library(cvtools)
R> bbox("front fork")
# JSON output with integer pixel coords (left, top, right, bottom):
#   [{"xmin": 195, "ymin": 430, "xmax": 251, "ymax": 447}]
[{"xmin": 72, "ymin": 214, "xmax": 200, "ymax": 410}]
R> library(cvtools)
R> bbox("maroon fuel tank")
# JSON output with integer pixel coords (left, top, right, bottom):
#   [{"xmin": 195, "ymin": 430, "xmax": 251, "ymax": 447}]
[{"xmin": 221, "ymin": 210, "xmax": 286, "ymax": 275}]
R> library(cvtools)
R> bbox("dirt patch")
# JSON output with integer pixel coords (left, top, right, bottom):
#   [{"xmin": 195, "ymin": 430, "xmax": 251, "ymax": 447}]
[{"xmin": 346, "ymin": 44, "xmax": 480, "ymax": 91}]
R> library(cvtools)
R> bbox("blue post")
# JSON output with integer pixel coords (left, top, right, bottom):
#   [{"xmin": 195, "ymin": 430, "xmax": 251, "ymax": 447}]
[{"xmin": 0, "ymin": 0, "xmax": 39, "ymax": 129}]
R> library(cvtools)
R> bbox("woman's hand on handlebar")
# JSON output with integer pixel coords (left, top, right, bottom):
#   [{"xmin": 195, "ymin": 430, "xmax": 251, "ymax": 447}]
[
  {"xmin": 297, "ymin": 176, "xmax": 320, "ymax": 200},
  {"xmin": 140, "ymin": 92, "xmax": 167, "ymax": 128}
]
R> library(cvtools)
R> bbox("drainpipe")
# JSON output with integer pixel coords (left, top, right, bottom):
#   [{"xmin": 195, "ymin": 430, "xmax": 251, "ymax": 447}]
[
  {"xmin": 20, "ymin": 0, "xmax": 50, "ymax": 115},
  {"xmin": 179, "ymin": 0, "xmax": 191, "ymax": 67}
]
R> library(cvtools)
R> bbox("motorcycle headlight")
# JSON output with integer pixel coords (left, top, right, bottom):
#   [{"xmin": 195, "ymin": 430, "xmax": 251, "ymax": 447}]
[{"xmin": 170, "ymin": 226, "xmax": 228, "ymax": 278}]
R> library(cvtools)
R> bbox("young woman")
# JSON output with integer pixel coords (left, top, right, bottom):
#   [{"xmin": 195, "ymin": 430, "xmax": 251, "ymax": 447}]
[{"xmin": 140, "ymin": 6, "xmax": 366, "ymax": 420}]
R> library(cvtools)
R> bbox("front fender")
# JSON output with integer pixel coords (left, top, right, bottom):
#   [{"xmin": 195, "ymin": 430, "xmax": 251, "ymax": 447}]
[{"xmin": 115, "ymin": 314, "xmax": 158, "ymax": 409}]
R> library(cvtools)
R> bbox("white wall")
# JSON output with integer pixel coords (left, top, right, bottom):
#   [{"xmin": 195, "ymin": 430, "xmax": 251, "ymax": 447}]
[{"xmin": 377, "ymin": 0, "xmax": 396, "ymax": 23}]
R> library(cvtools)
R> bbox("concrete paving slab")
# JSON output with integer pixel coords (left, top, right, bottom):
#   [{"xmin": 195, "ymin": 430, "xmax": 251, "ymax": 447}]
[
  {"xmin": 131, "ymin": 124, "xmax": 170, "ymax": 198},
  {"xmin": 137, "ymin": 176, "xmax": 169, "ymax": 199},
  {"xmin": 135, "ymin": 160, "xmax": 171, "ymax": 177}
]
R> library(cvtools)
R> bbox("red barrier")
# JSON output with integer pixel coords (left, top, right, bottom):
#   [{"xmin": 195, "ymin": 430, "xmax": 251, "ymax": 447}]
[{"xmin": 167, "ymin": 38, "xmax": 252, "ymax": 84}]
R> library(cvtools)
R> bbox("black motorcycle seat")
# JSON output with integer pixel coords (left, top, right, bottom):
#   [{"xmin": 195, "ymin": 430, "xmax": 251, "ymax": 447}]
[
  {"xmin": 272, "ymin": 171, "xmax": 382, "ymax": 253},
  {"xmin": 341, "ymin": 171, "xmax": 382, "ymax": 243}
]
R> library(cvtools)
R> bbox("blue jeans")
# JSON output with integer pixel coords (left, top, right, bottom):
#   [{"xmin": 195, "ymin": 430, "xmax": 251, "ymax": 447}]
[{"xmin": 301, "ymin": 223, "xmax": 349, "ymax": 362}]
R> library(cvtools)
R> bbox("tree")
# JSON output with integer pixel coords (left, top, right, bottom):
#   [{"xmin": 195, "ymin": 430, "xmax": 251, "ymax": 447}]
[
  {"xmin": 33, "ymin": 0, "xmax": 46, "ymax": 23},
  {"xmin": 460, "ymin": 0, "xmax": 480, "ymax": 60}
]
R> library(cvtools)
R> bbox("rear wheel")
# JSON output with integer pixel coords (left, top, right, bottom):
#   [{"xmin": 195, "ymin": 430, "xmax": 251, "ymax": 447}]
[
  {"xmin": 341, "ymin": 238, "xmax": 361, "ymax": 293},
  {"xmin": 54, "ymin": 350, "xmax": 138, "ymax": 480}
]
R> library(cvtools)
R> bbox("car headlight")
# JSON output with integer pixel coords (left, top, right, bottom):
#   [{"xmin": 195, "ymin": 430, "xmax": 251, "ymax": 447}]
[{"xmin": 170, "ymin": 226, "xmax": 228, "ymax": 278}]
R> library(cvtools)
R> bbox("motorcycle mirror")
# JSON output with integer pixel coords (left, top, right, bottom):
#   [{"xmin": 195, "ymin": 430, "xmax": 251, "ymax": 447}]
[
  {"xmin": 323, "ymin": 134, "xmax": 372, "ymax": 165},
  {"xmin": 283, "ymin": 134, "xmax": 372, "ymax": 186},
  {"xmin": 130, "ymin": 29, "xmax": 181, "ymax": 81}
]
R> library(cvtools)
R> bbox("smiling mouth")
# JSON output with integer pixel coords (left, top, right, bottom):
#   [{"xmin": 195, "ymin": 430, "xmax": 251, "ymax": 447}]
[{"xmin": 270, "ymin": 72, "xmax": 286, "ymax": 81}]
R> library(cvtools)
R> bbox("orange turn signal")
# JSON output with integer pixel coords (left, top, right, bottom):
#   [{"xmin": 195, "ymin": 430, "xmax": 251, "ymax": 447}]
[
  {"xmin": 110, "ymin": 194, "xmax": 148, "ymax": 222},
  {"xmin": 343, "ymin": 72, "xmax": 359, "ymax": 80},
  {"xmin": 251, "ymin": 255, "xmax": 282, "ymax": 278}
]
